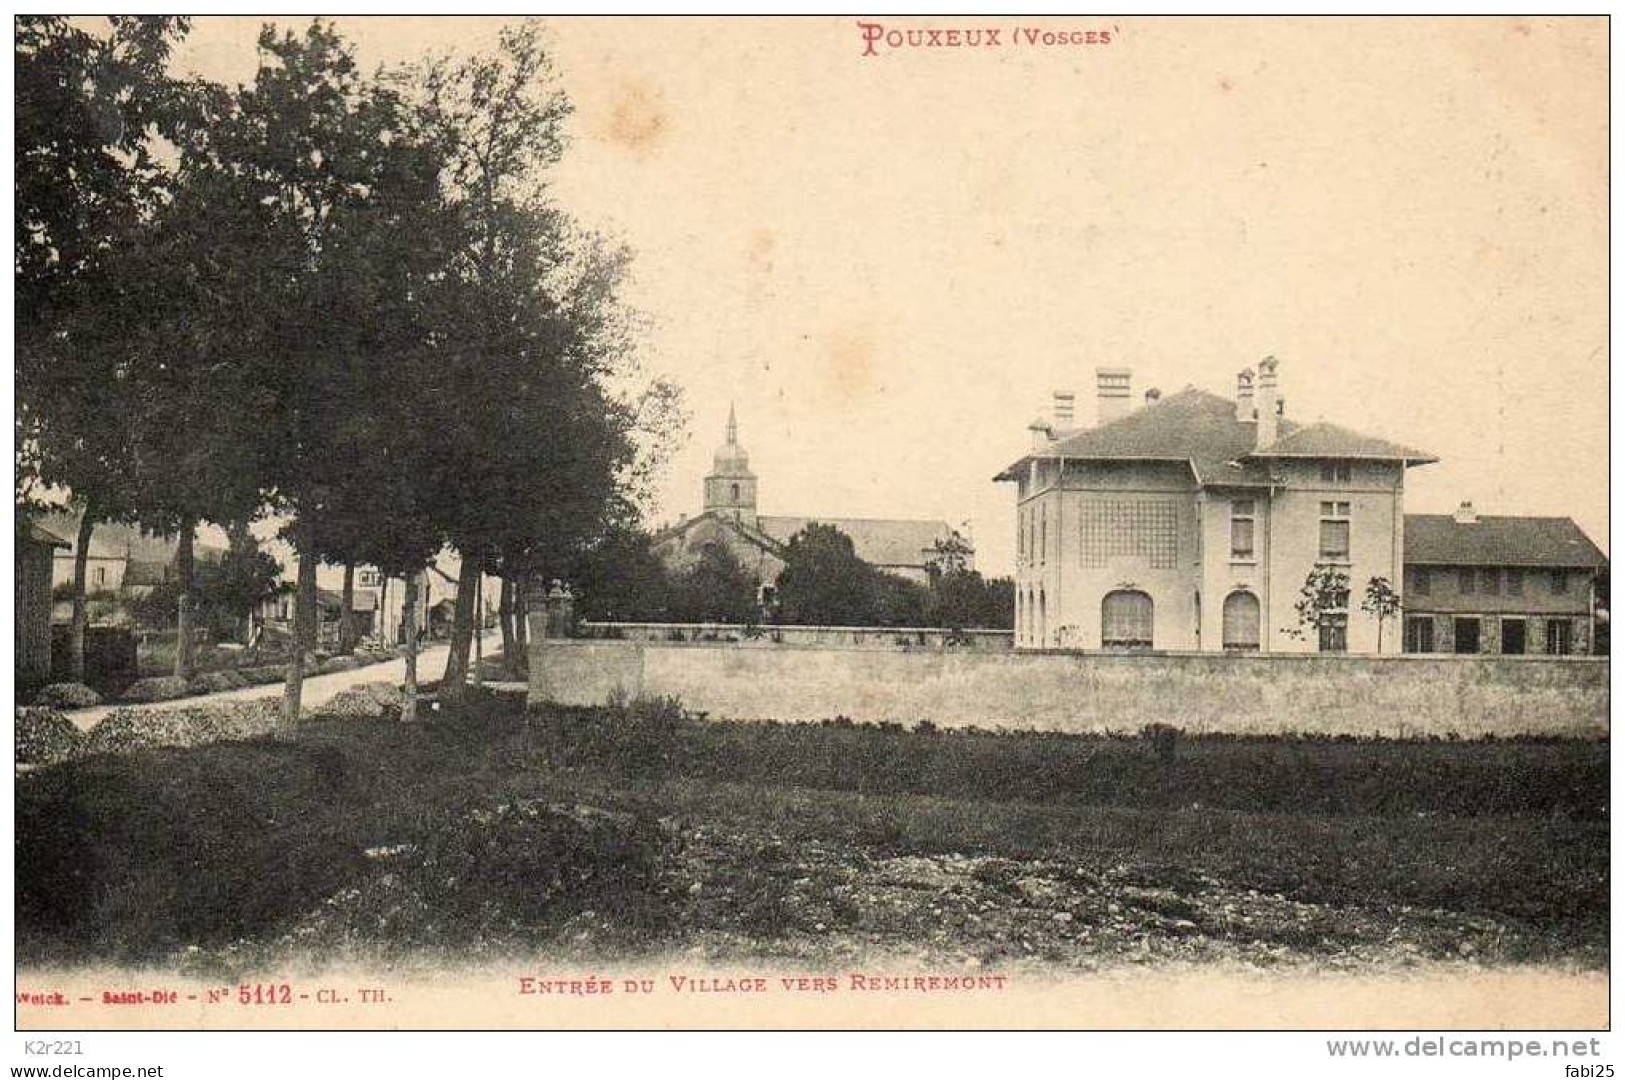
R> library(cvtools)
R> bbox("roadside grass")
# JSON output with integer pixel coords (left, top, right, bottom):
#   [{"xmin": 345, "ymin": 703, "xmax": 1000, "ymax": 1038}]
[{"xmin": 14, "ymin": 689, "xmax": 1609, "ymax": 968}]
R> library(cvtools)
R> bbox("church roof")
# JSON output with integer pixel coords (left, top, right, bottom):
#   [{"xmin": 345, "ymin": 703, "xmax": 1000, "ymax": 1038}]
[
  {"xmin": 757, "ymin": 515, "xmax": 961, "ymax": 568},
  {"xmin": 995, "ymin": 386, "xmax": 1435, "ymax": 485}
]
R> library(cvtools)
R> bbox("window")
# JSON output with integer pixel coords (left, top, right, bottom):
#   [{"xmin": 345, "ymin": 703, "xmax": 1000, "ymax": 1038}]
[
  {"xmin": 1318, "ymin": 614, "xmax": 1348, "ymax": 653},
  {"xmin": 1506, "ymin": 568, "xmax": 1523, "ymax": 596},
  {"xmin": 1079, "ymin": 500, "xmax": 1179, "ymax": 569},
  {"xmin": 1453, "ymin": 617, "xmax": 1481, "ymax": 654},
  {"xmin": 1550, "ymin": 570, "xmax": 1569, "ymax": 595},
  {"xmin": 1501, "ymin": 619, "xmax": 1526, "ymax": 655},
  {"xmin": 1404, "ymin": 617, "xmax": 1435, "ymax": 654},
  {"xmin": 1546, "ymin": 619, "xmax": 1573, "ymax": 656},
  {"xmin": 731, "ymin": 482, "xmax": 740, "ymax": 502},
  {"xmin": 1230, "ymin": 500, "xmax": 1255, "ymax": 559},
  {"xmin": 1222, "ymin": 591, "xmax": 1260, "ymax": 651},
  {"xmin": 1039, "ymin": 503, "xmax": 1047, "ymax": 566},
  {"xmin": 93, "ymin": 566, "xmax": 106, "ymax": 588},
  {"xmin": 1478, "ymin": 568, "xmax": 1499, "ymax": 595},
  {"xmin": 1037, "ymin": 587, "xmax": 1046, "ymax": 646},
  {"xmin": 1407, "ymin": 567, "xmax": 1431, "ymax": 596},
  {"xmin": 1319, "ymin": 461, "xmax": 1352, "ymax": 484},
  {"xmin": 1318, "ymin": 501, "xmax": 1350, "ymax": 560},
  {"xmin": 1101, "ymin": 590, "xmax": 1154, "ymax": 650},
  {"xmin": 1458, "ymin": 567, "xmax": 1475, "ymax": 595}
]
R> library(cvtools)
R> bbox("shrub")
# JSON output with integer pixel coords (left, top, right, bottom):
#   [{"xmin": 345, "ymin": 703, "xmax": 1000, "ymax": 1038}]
[
  {"xmin": 120, "ymin": 676, "xmax": 191, "ymax": 704},
  {"xmin": 400, "ymin": 798, "xmax": 674, "ymax": 937},
  {"xmin": 15, "ymin": 707, "xmax": 85, "ymax": 766},
  {"xmin": 33, "ymin": 682, "xmax": 102, "ymax": 709},
  {"xmin": 238, "ymin": 665, "xmax": 286, "ymax": 686},
  {"xmin": 317, "ymin": 655, "xmax": 362, "ymax": 675},
  {"xmin": 86, "ymin": 701, "xmax": 281, "ymax": 756},
  {"xmin": 535, "ymin": 694, "xmax": 694, "ymax": 782},
  {"xmin": 315, "ymin": 682, "xmax": 403, "ymax": 722},
  {"xmin": 187, "ymin": 672, "xmax": 239, "ymax": 695}
]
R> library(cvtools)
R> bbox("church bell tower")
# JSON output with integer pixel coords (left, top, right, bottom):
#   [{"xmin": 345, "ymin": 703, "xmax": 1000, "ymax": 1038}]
[{"xmin": 703, "ymin": 404, "xmax": 758, "ymax": 528}]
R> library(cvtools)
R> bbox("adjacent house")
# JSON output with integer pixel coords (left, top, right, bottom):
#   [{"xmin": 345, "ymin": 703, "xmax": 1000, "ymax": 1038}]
[
  {"xmin": 1402, "ymin": 506, "xmax": 1606, "ymax": 655},
  {"xmin": 995, "ymin": 359, "xmax": 1438, "ymax": 652},
  {"xmin": 17, "ymin": 521, "xmax": 69, "ymax": 689},
  {"xmin": 653, "ymin": 406, "xmax": 970, "ymax": 594}
]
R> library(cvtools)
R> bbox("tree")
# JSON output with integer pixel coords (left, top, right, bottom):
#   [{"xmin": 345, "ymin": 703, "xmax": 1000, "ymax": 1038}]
[
  {"xmin": 198, "ymin": 22, "xmax": 451, "ymax": 723},
  {"xmin": 669, "ymin": 544, "xmax": 760, "ymax": 624},
  {"xmin": 1360, "ymin": 575, "xmax": 1404, "ymax": 654},
  {"xmin": 16, "ymin": 16, "xmax": 191, "ymax": 681},
  {"xmin": 775, "ymin": 524, "xmax": 880, "ymax": 626},
  {"xmin": 403, "ymin": 22, "xmax": 680, "ymax": 703},
  {"xmin": 927, "ymin": 568, "xmax": 1014, "ymax": 631},
  {"xmin": 1290, "ymin": 564, "xmax": 1352, "ymax": 650}
]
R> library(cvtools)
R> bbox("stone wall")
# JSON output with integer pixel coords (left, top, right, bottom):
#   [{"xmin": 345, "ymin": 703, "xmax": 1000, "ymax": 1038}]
[
  {"xmin": 575, "ymin": 621, "xmax": 1013, "ymax": 651},
  {"xmin": 528, "ymin": 639, "xmax": 1608, "ymax": 738}
]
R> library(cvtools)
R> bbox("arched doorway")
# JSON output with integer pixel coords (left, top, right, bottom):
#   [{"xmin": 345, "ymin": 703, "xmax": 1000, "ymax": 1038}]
[
  {"xmin": 1222, "ymin": 590, "xmax": 1261, "ymax": 652},
  {"xmin": 1101, "ymin": 589, "xmax": 1154, "ymax": 650}
]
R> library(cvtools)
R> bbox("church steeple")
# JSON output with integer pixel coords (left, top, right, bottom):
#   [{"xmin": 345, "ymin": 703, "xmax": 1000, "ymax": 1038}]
[{"xmin": 704, "ymin": 403, "xmax": 758, "ymax": 528}]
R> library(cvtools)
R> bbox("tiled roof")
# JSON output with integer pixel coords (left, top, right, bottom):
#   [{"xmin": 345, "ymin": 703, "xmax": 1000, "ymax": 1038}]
[
  {"xmin": 757, "ymin": 515, "xmax": 962, "ymax": 569},
  {"xmin": 996, "ymin": 387, "xmax": 1436, "ymax": 484},
  {"xmin": 1254, "ymin": 421, "xmax": 1437, "ymax": 464},
  {"xmin": 38, "ymin": 512, "xmax": 225, "ymax": 563},
  {"xmin": 21, "ymin": 521, "xmax": 70, "ymax": 548},
  {"xmin": 1405, "ymin": 515, "xmax": 1607, "ymax": 568},
  {"xmin": 995, "ymin": 388, "xmax": 1289, "ymax": 486}
]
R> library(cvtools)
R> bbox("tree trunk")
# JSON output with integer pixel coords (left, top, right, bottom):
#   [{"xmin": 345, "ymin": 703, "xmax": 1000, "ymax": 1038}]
[
  {"xmin": 377, "ymin": 574, "xmax": 389, "ymax": 649},
  {"xmin": 226, "ymin": 519, "xmax": 254, "ymax": 645},
  {"xmin": 499, "ymin": 576, "xmax": 517, "ymax": 675},
  {"xmin": 173, "ymin": 516, "xmax": 197, "ymax": 680},
  {"xmin": 439, "ymin": 556, "xmax": 482, "ymax": 705},
  {"xmin": 513, "ymin": 576, "xmax": 529, "ymax": 672},
  {"xmin": 67, "ymin": 501, "xmax": 97, "ymax": 684},
  {"xmin": 280, "ymin": 515, "xmax": 318, "ymax": 726},
  {"xmin": 339, "ymin": 561, "xmax": 357, "ymax": 655},
  {"xmin": 401, "ymin": 570, "xmax": 419, "ymax": 724},
  {"xmin": 472, "ymin": 570, "xmax": 485, "ymax": 688}
]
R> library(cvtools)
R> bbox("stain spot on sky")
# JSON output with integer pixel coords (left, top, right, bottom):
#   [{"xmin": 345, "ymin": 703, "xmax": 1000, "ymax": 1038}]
[
  {"xmin": 747, "ymin": 229, "xmax": 776, "ymax": 273},
  {"xmin": 823, "ymin": 327, "xmax": 877, "ymax": 405},
  {"xmin": 603, "ymin": 80, "xmax": 668, "ymax": 156}
]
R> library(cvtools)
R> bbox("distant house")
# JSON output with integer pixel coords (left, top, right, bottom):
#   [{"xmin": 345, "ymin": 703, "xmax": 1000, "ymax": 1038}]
[
  {"xmin": 652, "ymin": 407, "xmax": 971, "ymax": 595},
  {"xmin": 1402, "ymin": 505, "xmax": 1607, "ymax": 655},
  {"xmin": 17, "ymin": 521, "xmax": 69, "ymax": 689},
  {"xmin": 41, "ymin": 512, "xmax": 224, "ymax": 623}
]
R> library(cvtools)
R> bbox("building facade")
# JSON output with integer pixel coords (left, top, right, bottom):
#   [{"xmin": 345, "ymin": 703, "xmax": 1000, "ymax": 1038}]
[
  {"xmin": 1402, "ymin": 506, "xmax": 1605, "ymax": 655},
  {"xmin": 997, "ymin": 359, "xmax": 1437, "ymax": 653}
]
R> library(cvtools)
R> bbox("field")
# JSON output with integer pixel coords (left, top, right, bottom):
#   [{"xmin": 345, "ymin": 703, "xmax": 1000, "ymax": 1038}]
[{"xmin": 14, "ymin": 689, "xmax": 1608, "ymax": 977}]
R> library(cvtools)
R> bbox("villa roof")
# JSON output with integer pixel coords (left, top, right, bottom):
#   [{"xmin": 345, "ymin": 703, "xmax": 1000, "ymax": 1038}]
[
  {"xmin": 1405, "ymin": 515, "xmax": 1607, "ymax": 569},
  {"xmin": 995, "ymin": 387, "xmax": 1436, "ymax": 484}
]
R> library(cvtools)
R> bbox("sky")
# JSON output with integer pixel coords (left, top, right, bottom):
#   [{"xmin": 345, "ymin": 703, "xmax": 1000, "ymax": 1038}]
[{"xmin": 169, "ymin": 16, "xmax": 1608, "ymax": 576}]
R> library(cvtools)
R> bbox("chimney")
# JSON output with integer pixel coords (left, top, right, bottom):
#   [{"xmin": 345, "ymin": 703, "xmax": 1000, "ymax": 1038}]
[
  {"xmin": 1052, "ymin": 390, "xmax": 1076, "ymax": 431},
  {"xmin": 1235, "ymin": 368, "xmax": 1255, "ymax": 422},
  {"xmin": 1096, "ymin": 366, "xmax": 1132, "ymax": 426},
  {"xmin": 1254, "ymin": 356, "xmax": 1279, "ymax": 449},
  {"xmin": 1145, "ymin": 388, "xmax": 1162, "ymax": 406},
  {"xmin": 1028, "ymin": 416, "xmax": 1053, "ymax": 451},
  {"xmin": 1454, "ymin": 500, "xmax": 1478, "ymax": 525}
]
